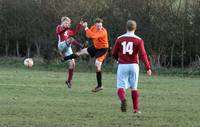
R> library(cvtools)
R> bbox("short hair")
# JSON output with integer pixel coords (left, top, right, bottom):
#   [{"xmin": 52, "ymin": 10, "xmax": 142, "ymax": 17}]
[
  {"xmin": 95, "ymin": 17, "xmax": 103, "ymax": 23},
  {"xmin": 61, "ymin": 16, "xmax": 71, "ymax": 23},
  {"xmin": 126, "ymin": 20, "xmax": 137, "ymax": 31}
]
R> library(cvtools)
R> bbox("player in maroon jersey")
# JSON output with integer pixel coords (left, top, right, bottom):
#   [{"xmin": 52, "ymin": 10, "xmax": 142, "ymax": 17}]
[
  {"xmin": 56, "ymin": 16, "xmax": 84, "ymax": 88},
  {"xmin": 112, "ymin": 20, "xmax": 152, "ymax": 113}
]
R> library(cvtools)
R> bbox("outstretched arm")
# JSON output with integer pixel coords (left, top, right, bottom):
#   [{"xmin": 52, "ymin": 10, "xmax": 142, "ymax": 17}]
[{"xmin": 68, "ymin": 21, "xmax": 84, "ymax": 37}]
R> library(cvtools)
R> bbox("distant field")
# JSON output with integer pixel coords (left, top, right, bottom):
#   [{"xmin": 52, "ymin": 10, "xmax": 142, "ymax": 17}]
[{"xmin": 0, "ymin": 65, "xmax": 200, "ymax": 127}]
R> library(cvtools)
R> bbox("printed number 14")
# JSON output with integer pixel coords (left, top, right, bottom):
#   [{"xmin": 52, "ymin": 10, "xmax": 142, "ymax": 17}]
[{"xmin": 122, "ymin": 41, "xmax": 133, "ymax": 55}]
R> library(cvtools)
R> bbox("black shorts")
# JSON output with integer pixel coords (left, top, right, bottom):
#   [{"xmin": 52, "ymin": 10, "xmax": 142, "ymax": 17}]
[{"xmin": 87, "ymin": 45, "xmax": 108, "ymax": 58}]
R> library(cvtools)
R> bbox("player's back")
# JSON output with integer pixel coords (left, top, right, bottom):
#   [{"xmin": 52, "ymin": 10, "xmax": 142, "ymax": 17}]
[{"xmin": 114, "ymin": 32, "xmax": 143, "ymax": 64}]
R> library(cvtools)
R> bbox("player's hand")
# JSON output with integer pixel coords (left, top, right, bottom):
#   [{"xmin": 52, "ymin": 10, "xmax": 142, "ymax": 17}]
[
  {"xmin": 147, "ymin": 69, "xmax": 152, "ymax": 76},
  {"xmin": 83, "ymin": 22, "xmax": 88, "ymax": 28},
  {"xmin": 80, "ymin": 21, "xmax": 84, "ymax": 25}
]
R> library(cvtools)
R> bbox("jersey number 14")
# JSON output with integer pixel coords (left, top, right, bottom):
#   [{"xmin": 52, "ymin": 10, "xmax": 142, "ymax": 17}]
[{"xmin": 122, "ymin": 41, "xmax": 133, "ymax": 55}]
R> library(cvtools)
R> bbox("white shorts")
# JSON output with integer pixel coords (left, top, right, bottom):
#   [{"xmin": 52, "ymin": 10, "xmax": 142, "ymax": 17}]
[
  {"xmin": 116, "ymin": 64, "xmax": 139, "ymax": 89},
  {"xmin": 58, "ymin": 41, "xmax": 73, "ymax": 57}
]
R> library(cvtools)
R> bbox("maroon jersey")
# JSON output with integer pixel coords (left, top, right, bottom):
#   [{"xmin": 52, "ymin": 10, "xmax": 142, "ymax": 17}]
[
  {"xmin": 112, "ymin": 32, "xmax": 150, "ymax": 70},
  {"xmin": 56, "ymin": 24, "xmax": 82, "ymax": 43}
]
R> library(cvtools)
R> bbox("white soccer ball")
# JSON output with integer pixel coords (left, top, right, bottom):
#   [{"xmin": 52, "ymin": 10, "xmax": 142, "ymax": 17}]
[{"xmin": 24, "ymin": 58, "xmax": 34, "ymax": 67}]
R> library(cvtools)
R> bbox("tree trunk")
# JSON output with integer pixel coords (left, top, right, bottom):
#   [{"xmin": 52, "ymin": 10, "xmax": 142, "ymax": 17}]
[
  {"xmin": 27, "ymin": 46, "xmax": 30, "ymax": 58},
  {"xmin": 5, "ymin": 33, "xmax": 9, "ymax": 57},
  {"xmin": 16, "ymin": 40, "xmax": 20, "ymax": 57},
  {"xmin": 181, "ymin": 29, "xmax": 184, "ymax": 69},
  {"xmin": 170, "ymin": 42, "xmax": 175, "ymax": 68},
  {"xmin": 163, "ymin": 55, "xmax": 167, "ymax": 67},
  {"xmin": 181, "ymin": 0, "xmax": 188, "ymax": 69},
  {"xmin": 26, "ymin": 35, "xmax": 31, "ymax": 58},
  {"xmin": 34, "ymin": 32, "xmax": 40, "ymax": 57},
  {"xmin": 35, "ymin": 41, "xmax": 40, "ymax": 57},
  {"xmin": 5, "ymin": 41, "xmax": 9, "ymax": 57},
  {"xmin": 157, "ymin": 53, "xmax": 161, "ymax": 69}
]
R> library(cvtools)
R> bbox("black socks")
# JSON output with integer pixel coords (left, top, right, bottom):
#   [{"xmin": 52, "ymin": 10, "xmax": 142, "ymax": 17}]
[{"xmin": 96, "ymin": 71, "xmax": 102, "ymax": 87}]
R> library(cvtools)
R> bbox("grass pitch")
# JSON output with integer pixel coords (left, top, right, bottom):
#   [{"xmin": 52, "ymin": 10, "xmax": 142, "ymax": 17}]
[{"xmin": 0, "ymin": 66, "xmax": 200, "ymax": 127}]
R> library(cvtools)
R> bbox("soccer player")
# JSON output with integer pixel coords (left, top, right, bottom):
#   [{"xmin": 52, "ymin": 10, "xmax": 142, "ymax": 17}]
[
  {"xmin": 112, "ymin": 20, "xmax": 152, "ymax": 113},
  {"xmin": 56, "ymin": 16, "xmax": 84, "ymax": 88},
  {"xmin": 65, "ymin": 18, "xmax": 109, "ymax": 92}
]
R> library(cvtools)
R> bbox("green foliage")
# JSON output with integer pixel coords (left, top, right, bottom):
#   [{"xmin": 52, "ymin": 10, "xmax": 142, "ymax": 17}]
[{"xmin": 0, "ymin": 0, "xmax": 200, "ymax": 67}]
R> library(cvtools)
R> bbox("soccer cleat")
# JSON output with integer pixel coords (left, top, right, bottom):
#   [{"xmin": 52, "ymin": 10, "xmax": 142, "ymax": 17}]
[
  {"xmin": 133, "ymin": 110, "xmax": 141, "ymax": 114},
  {"xmin": 121, "ymin": 99, "xmax": 127, "ymax": 112},
  {"xmin": 65, "ymin": 81, "xmax": 72, "ymax": 88},
  {"xmin": 91, "ymin": 86, "xmax": 103, "ymax": 92}
]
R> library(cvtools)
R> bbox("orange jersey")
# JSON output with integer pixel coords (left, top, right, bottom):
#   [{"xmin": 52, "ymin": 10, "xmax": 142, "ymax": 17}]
[{"xmin": 85, "ymin": 25, "xmax": 109, "ymax": 49}]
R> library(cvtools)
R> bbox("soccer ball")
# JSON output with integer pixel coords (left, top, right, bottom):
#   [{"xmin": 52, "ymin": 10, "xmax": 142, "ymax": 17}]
[{"xmin": 24, "ymin": 58, "xmax": 34, "ymax": 67}]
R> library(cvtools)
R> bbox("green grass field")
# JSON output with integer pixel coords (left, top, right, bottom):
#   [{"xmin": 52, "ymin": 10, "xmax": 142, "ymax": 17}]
[{"xmin": 0, "ymin": 65, "xmax": 200, "ymax": 127}]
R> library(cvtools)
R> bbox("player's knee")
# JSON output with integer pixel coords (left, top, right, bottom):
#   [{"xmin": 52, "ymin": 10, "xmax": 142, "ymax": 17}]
[
  {"xmin": 96, "ymin": 66, "xmax": 101, "ymax": 72},
  {"xmin": 95, "ymin": 59, "xmax": 102, "ymax": 66},
  {"xmin": 95, "ymin": 63, "xmax": 102, "ymax": 72},
  {"xmin": 131, "ymin": 87, "xmax": 137, "ymax": 91},
  {"xmin": 69, "ymin": 60, "xmax": 75, "ymax": 69}
]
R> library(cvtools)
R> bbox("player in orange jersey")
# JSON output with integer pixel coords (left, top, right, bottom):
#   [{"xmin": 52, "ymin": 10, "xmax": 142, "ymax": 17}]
[{"xmin": 65, "ymin": 18, "xmax": 109, "ymax": 92}]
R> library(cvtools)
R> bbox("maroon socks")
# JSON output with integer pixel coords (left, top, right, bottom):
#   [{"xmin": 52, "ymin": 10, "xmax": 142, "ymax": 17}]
[
  {"xmin": 117, "ymin": 88, "xmax": 126, "ymax": 102},
  {"xmin": 68, "ymin": 69, "xmax": 74, "ymax": 82},
  {"xmin": 131, "ymin": 90, "xmax": 139, "ymax": 112}
]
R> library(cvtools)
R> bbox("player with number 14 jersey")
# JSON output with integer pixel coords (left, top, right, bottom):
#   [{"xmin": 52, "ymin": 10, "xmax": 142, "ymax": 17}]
[
  {"xmin": 112, "ymin": 20, "xmax": 151, "ymax": 113},
  {"xmin": 112, "ymin": 32, "xmax": 150, "ymax": 69}
]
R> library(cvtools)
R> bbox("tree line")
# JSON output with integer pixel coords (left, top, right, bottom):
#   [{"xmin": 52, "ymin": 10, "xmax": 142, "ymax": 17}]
[{"xmin": 0, "ymin": 0, "xmax": 200, "ymax": 69}]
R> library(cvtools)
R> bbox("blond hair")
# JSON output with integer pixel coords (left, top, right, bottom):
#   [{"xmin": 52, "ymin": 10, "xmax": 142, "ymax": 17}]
[{"xmin": 61, "ymin": 16, "xmax": 71, "ymax": 23}]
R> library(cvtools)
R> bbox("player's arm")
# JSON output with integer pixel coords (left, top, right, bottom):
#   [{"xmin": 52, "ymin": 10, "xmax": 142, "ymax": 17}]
[
  {"xmin": 112, "ymin": 39, "xmax": 119, "ymax": 60},
  {"xmin": 138, "ymin": 40, "xmax": 151, "ymax": 71},
  {"xmin": 68, "ymin": 22, "xmax": 83, "ymax": 37}
]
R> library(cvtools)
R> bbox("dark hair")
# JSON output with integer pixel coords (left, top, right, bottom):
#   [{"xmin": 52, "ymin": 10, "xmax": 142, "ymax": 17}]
[
  {"xmin": 95, "ymin": 18, "xmax": 103, "ymax": 23},
  {"xmin": 126, "ymin": 20, "xmax": 137, "ymax": 31}
]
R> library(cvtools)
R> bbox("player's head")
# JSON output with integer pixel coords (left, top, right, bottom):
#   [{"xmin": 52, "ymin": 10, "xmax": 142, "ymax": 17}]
[
  {"xmin": 95, "ymin": 17, "xmax": 103, "ymax": 31},
  {"xmin": 61, "ymin": 16, "xmax": 71, "ymax": 28},
  {"xmin": 126, "ymin": 20, "xmax": 137, "ymax": 32}
]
